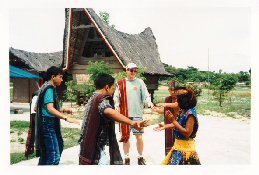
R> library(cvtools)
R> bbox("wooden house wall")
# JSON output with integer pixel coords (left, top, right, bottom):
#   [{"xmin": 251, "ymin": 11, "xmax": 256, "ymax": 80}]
[
  {"xmin": 70, "ymin": 56, "xmax": 124, "ymax": 74},
  {"xmin": 12, "ymin": 78, "xmax": 38, "ymax": 103}
]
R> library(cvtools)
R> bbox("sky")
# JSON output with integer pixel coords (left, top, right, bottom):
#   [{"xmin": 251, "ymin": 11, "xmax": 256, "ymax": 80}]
[{"xmin": 9, "ymin": 5, "xmax": 252, "ymax": 73}]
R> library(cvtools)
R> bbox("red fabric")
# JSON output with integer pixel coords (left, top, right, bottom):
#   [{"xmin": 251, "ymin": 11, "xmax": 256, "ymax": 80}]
[
  {"xmin": 117, "ymin": 79, "xmax": 130, "ymax": 143},
  {"xmin": 39, "ymin": 78, "xmax": 44, "ymax": 87},
  {"xmin": 24, "ymin": 114, "xmax": 36, "ymax": 159}
]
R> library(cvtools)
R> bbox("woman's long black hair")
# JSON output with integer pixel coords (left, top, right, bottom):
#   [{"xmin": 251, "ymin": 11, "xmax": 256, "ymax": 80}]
[{"xmin": 175, "ymin": 87, "xmax": 197, "ymax": 110}]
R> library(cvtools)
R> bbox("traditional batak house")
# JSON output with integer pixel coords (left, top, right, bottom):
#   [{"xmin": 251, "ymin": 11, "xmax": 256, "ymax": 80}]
[
  {"xmin": 9, "ymin": 47, "xmax": 63, "ymax": 102},
  {"xmin": 63, "ymin": 8, "xmax": 169, "ymax": 101}
]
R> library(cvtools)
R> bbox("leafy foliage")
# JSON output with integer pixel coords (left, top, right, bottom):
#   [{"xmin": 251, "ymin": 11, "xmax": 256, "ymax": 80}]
[
  {"xmin": 87, "ymin": 61, "xmax": 113, "ymax": 81},
  {"xmin": 210, "ymin": 73, "xmax": 238, "ymax": 107},
  {"xmin": 134, "ymin": 67, "xmax": 146, "ymax": 81},
  {"xmin": 64, "ymin": 80, "xmax": 95, "ymax": 105},
  {"xmin": 74, "ymin": 83, "xmax": 95, "ymax": 98},
  {"xmin": 238, "ymin": 71, "xmax": 251, "ymax": 86},
  {"xmin": 238, "ymin": 71, "xmax": 250, "ymax": 82},
  {"xmin": 161, "ymin": 63, "xmax": 247, "ymax": 107},
  {"xmin": 64, "ymin": 80, "xmax": 77, "ymax": 105},
  {"xmin": 99, "ymin": 11, "xmax": 110, "ymax": 25},
  {"xmin": 114, "ymin": 71, "xmax": 127, "ymax": 81},
  {"xmin": 63, "ymin": 61, "xmax": 113, "ymax": 105},
  {"xmin": 99, "ymin": 11, "xmax": 115, "ymax": 28},
  {"xmin": 185, "ymin": 84, "xmax": 202, "ymax": 97},
  {"xmin": 162, "ymin": 63, "xmax": 250, "ymax": 86}
]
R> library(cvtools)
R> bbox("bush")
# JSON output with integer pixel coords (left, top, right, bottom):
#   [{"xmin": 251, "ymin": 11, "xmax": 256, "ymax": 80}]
[
  {"xmin": 87, "ymin": 61, "xmax": 113, "ymax": 81},
  {"xmin": 64, "ymin": 80, "xmax": 77, "ymax": 102}
]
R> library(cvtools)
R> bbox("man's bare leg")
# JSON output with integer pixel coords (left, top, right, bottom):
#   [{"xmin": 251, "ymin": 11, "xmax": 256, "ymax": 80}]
[
  {"xmin": 135, "ymin": 134, "xmax": 143, "ymax": 155},
  {"xmin": 123, "ymin": 141, "xmax": 130, "ymax": 155},
  {"xmin": 135, "ymin": 134, "xmax": 146, "ymax": 165}
]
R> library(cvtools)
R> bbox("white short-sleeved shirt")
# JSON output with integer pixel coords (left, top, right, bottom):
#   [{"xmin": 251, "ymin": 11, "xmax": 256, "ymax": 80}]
[{"xmin": 31, "ymin": 95, "xmax": 38, "ymax": 114}]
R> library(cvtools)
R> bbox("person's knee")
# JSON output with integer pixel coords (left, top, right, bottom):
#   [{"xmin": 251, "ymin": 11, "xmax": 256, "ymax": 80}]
[
  {"xmin": 123, "ymin": 140, "xmax": 130, "ymax": 145},
  {"xmin": 135, "ymin": 135, "xmax": 143, "ymax": 140}
]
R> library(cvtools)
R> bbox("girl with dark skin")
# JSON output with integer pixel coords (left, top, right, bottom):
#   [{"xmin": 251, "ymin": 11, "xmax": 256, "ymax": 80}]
[{"xmin": 154, "ymin": 87, "xmax": 201, "ymax": 165}]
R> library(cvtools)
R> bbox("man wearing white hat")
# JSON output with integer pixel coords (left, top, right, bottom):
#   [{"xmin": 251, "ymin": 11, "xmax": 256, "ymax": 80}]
[{"xmin": 114, "ymin": 63, "xmax": 154, "ymax": 165}]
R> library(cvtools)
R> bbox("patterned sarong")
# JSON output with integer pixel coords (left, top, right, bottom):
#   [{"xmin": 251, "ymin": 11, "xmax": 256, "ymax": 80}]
[
  {"xmin": 161, "ymin": 139, "xmax": 200, "ymax": 165},
  {"xmin": 117, "ymin": 79, "xmax": 130, "ymax": 143}
]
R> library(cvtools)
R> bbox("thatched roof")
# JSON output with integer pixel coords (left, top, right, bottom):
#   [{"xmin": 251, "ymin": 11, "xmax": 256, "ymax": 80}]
[
  {"xmin": 63, "ymin": 8, "xmax": 169, "ymax": 75},
  {"xmin": 9, "ymin": 47, "xmax": 63, "ymax": 72}
]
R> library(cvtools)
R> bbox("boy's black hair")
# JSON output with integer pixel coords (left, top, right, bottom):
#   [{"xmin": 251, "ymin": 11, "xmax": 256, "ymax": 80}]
[
  {"xmin": 176, "ymin": 87, "xmax": 197, "ymax": 110},
  {"xmin": 45, "ymin": 66, "xmax": 64, "ymax": 81},
  {"xmin": 94, "ymin": 73, "xmax": 115, "ymax": 90}
]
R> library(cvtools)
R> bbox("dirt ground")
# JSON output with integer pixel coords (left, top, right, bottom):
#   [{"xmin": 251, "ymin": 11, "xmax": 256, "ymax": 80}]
[
  {"xmin": 10, "ymin": 102, "xmax": 250, "ymax": 165},
  {"xmin": 10, "ymin": 131, "xmax": 27, "ymax": 153}
]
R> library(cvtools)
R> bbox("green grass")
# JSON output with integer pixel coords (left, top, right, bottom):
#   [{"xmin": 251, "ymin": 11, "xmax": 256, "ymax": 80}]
[
  {"xmin": 10, "ymin": 152, "xmax": 36, "ymax": 164},
  {"xmin": 61, "ymin": 127, "xmax": 80, "ymax": 149},
  {"xmin": 10, "ymin": 120, "xmax": 80, "ymax": 164},
  {"xmin": 10, "ymin": 120, "xmax": 29, "ymax": 129},
  {"xmin": 70, "ymin": 111, "xmax": 84, "ymax": 120},
  {"xmin": 153, "ymin": 85, "xmax": 251, "ymax": 119},
  {"xmin": 196, "ymin": 87, "xmax": 251, "ymax": 119}
]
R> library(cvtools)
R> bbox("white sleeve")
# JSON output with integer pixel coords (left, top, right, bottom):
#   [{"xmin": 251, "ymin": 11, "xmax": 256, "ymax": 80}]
[
  {"xmin": 30, "ymin": 95, "xmax": 38, "ymax": 114},
  {"xmin": 140, "ymin": 79, "xmax": 152, "ymax": 105},
  {"xmin": 113, "ymin": 82, "xmax": 120, "ymax": 108}
]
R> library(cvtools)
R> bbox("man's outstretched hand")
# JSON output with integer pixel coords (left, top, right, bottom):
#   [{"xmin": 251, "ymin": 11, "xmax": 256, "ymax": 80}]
[
  {"xmin": 153, "ymin": 123, "xmax": 165, "ymax": 132},
  {"xmin": 132, "ymin": 120, "xmax": 150, "ymax": 131}
]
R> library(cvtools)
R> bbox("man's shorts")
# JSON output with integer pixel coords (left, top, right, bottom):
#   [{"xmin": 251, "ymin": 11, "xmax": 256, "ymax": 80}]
[{"xmin": 129, "ymin": 117, "xmax": 144, "ymax": 135}]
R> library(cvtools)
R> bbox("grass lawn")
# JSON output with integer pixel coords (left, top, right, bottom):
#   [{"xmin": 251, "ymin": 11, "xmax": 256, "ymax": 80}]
[
  {"xmin": 153, "ymin": 85, "xmax": 251, "ymax": 119},
  {"xmin": 70, "ymin": 111, "xmax": 84, "ymax": 120},
  {"xmin": 10, "ymin": 121, "xmax": 80, "ymax": 164}
]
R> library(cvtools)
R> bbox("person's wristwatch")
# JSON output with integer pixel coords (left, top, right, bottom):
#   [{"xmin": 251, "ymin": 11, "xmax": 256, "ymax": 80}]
[{"xmin": 64, "ymin": 116, "xmax": 68, "ymax": 121}]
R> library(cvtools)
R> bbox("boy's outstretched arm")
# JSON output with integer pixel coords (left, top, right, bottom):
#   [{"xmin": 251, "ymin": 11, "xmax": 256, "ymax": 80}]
[{"xmin": 104, "ymin": 108, "xmax": 149, "ymax": 130}]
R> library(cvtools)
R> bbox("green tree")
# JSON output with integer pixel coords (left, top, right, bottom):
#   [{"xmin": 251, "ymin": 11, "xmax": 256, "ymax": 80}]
[
  {"xmin": 211, "ymin": 73, "xmax": 238, "ymax": 107},
  {"xmin": 99, "ymin": 11, "xmax": 115, "ymax": 28},
  {"xmin": 64, "ymin": 80, "xmax": 77, "ymax": 107},
  {"xmin": 74, "ymin": 83, "xmax": 95, "ymax": 105},
  {"xmin": 99, "ymin": 11, "xmax": 110, "ymax": 25},
  {"xmin": 65, "ymin": 61, "xmax": 112, "ymax": 106},
  {"xmin": 237, "ymin": 71, "xmax": 250, "ymax": 85},
  {"xmin": 87, "ymin": 61, "xmax": 113, "ymax": 81}
]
